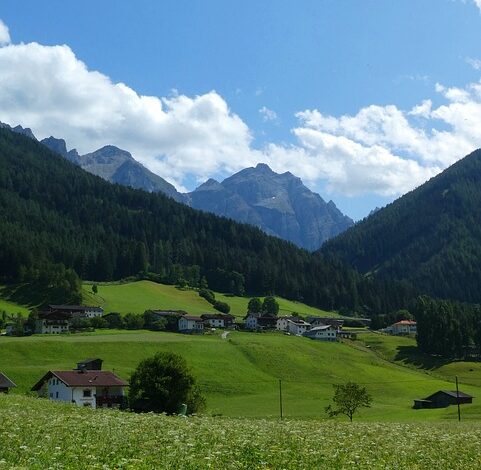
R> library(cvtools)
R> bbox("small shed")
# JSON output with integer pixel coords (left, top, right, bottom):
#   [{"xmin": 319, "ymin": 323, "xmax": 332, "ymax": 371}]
[
  {"xmin": 413, "ymin": 390, "xmax": 473, "ymax": 409},
  {"xmin": 0, "ymin": 372, "xmax": 17, "ymax": 393},
  {"xmin": 76, "ymin": 358, "xmax": 103, "ymax": 371}
]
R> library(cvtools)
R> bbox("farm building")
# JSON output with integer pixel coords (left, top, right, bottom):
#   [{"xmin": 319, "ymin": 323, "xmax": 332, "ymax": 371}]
[
  {"xmin": 35, "ymin": 305, "xmax": 104, "ymax": 334},
  {"xmin": 0, "ymin": 372, "xmax": 16, "ymax": 393},
  {"xmin": 307, "ymin": 317, "xmax": 344, "ymax": 329},
  {"xmin": 276, "ymin": 316, "xmax": 299, "ymax": 331},
  {"xmin": 76, "ymin": 358, "xmax": 103, "ymax": 371},
  {"xmin": 386, "ymin": 320, "xmax": 417, "ymax": 336},
  {"xmin": 31, "ymin": 366, "xmax": 128, "ymax": 409},
  {"xmin": 413, "ymin": 390, "xmax": 473, "ymax": 409},
  {"xmin": 47, "ymin": 305, "xmax": 104, "ymax": 318},
  {"xmin": 244, "ymin": 312, "xmax": 278, "ymax": 330},
  {"xmin": 178, "ymin": 315, "xmax": 204, "ymax": 333},
  {"xmin": 303, "ymin": 325, "xmax": 338, "ymax": 341},
  {"xmin": 286, "ymin": 319, "xmax": 311, "ymax": 336},
  {"xmin": 201, "ymin": 313, "xmax": 235, "ymax": 328}
]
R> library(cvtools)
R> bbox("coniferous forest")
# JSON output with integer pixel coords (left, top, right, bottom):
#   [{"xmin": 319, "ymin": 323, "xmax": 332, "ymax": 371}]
[
  {"xmin": 322, "ymin": 148, "xmax": 481, "ymax": 304},
  {"xmin": 0, "ymin": 127, "xmax": 413, "ymax": 313}
]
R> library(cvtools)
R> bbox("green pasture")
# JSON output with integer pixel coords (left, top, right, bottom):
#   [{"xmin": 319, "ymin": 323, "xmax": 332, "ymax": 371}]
[
  {"xmin": 82, "ymin": 280, "xmax": 338, "ymax": 319},
  {"xmin": 1, "ymin": 330, "xmax": 480, "ymax": 420}
]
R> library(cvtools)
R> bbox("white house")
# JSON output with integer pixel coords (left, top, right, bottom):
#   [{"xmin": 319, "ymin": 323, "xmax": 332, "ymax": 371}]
[
  {"xmin": 244, "ymin": 313, "xmax": 259, "ymax": 330},
  {"xmin": 31, "ymin": 369, "xmax": 128, "ymax": 408},
  {"xmin": 303, "ymin": 325, "xmax": 338, "ymax": 341},
  {"xmin": 276, "ymin": 316, "xmax": 297, "ymax": 331},
  {"xmin": 201, "ymin": 313, "xmax": 235, "ymax": 328},
  {"xmin": 35, "ymin": 314, "xmax": 71, "ymax": 334},
  {"xmin": 48, "ymin": 305, "xmax": 104, "ymax": 318},
  {"xmin": 389, "ymin": 320, "xmax": 417, "ymax": 335},
  {"xmin": 286, "ymin": 319, "xmax": 311, "ymax": 336},
  {"xmin": 178, "ymin": 315, "xmax": 204, "ymax": 333}
]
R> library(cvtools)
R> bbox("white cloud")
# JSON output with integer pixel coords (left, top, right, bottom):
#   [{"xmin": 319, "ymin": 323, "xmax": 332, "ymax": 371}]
[
  {"xmin": 466, "ymin": 57, "xmax": 481, "ymax": 70},
  {"xmin": 0, "ymin": 26, "xmax": 481, "ymax": 198},
  {"xmin": 474, "ymin": 0, "xmax": 481, "ymax": 12},
  {"xmin": 0, "ymin": 41, "xmax": 258, "ymax": 189},
  {"xmin": 259, "ymin": 106, "xmax": 278, "ymax": 123},
  {"xmin": 0, "ymin": 20, "xmax": 10, "ymax": 45}
]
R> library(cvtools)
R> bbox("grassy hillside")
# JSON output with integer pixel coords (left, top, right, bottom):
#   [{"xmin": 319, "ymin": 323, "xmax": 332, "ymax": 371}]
[
  {"xmin": 356, "ymin": 332, "xmax": 481, "ymax": 388},
  {"xmin": 0, "ymin": 297, "xmax": 29, "ymax": 316},
  {"xmin": 82, "ymin": 280, "xmax": 337, "ymax": 319},
  {"xmin": 2, "ymin": 330, "xmax": 481, "ymax": 420},
  {"xmin": 3, "ymin": 394, "xmax": 481, "ymax": 469}
]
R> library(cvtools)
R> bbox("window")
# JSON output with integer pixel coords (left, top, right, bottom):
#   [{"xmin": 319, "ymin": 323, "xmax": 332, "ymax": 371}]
[
  {"xmin": 56, "ymin": 392, "xmax": 58, "ymax": 398},
  {"xmin": 83, "ymin": 389, "xmax": 92, "ymax": 397}
]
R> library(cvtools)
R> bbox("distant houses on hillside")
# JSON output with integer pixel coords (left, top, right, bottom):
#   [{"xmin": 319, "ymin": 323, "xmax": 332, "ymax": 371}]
[
  {"xmin": 3, "ymin": 300, "xmax": 358, "ymax": 343},
  {"xmin": 35, "ymin": 305, "xmax": 104, "ymax": 334}
]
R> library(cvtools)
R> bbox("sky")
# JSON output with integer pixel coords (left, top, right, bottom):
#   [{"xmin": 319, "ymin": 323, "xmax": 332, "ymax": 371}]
[{"xmin": 1, "ymin": 1, "xmax": 481, "ymax": 219}]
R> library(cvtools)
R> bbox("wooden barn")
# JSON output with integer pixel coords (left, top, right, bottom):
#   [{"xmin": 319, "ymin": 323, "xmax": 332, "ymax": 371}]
[
  {"xmin": 413, "ymin": 390, "xmax": 473, "ymax": 409},
  {"xmin": 0, "ymin": 372, "xmax": 17, "ymax": 393}
]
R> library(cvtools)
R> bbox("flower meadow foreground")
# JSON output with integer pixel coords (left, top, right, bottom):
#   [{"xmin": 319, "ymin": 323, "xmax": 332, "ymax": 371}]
[{"xmin": 1, "ymin": 395, "xmax": 481, "ymax": 469}]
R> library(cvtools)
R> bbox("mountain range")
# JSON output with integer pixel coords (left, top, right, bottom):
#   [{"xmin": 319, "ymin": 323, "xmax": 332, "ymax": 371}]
[
  {"xmin": 187, "ymin": 164, "xmax": 353, "ymax": 250},
  {"xmin": 0, "ymin": 125, "xmax": 385, "ymax": 312},
  {"xmin": 3, "ymin": 122, "xmax": 352, "ymax": 250}
]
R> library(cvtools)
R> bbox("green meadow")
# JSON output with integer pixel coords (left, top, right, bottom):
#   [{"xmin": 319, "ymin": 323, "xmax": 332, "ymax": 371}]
[
  {"xmin": 1, "ymin": 330, "xmax": 480, "ymax": 420},
  {"xmin": 81, "ymin": 280, "xmax": 337, "ymax": 319},
  {"xmin": 3, "ymin": 394, "xmax": 481, "ymax": 470}
]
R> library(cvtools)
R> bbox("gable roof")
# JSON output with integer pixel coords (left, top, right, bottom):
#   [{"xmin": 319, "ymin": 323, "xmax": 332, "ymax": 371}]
[
  {"xmin": 49, "ymin": 305, "xmax": 102, "ymax": 310},
  {"xmin": 181, "ymin": 315, "xmax": 203, "ymax": 321},
  {"xmin": 31, "ymin": 370, "xmax": 128, "ymax": 391},
  {"xmin": 393, "ymin": 320, "xmax": 417, "ymax": 326},
  {"xmin": 0, "ymin": 372, "xmax": 16, "ymax": 389},
  {"xmin": 309, "ymin": 325, "xmax": 335, "ymax": 331},
  {"xmin": 425, "ymin": 390, "xmax": 473, "ymax": 400}
]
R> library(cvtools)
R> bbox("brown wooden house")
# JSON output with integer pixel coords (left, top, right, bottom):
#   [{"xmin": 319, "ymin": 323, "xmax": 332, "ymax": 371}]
[
  {"xmin": 0, "ymin": 372, "xmax": 16, "ymax": 393},
  {"xmin": 413, "ymin": 390, "xmax": 473, "ymax": 409}
]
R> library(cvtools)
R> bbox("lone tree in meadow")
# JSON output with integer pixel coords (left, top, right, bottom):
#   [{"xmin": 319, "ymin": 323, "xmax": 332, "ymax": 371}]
[
  {"xmin": 129, "ymin": 352, "xmax": 205, "ymax": 414},
  {"xmin": 325, "ymin": 381, "xmax": 372, "ymax": 422}
]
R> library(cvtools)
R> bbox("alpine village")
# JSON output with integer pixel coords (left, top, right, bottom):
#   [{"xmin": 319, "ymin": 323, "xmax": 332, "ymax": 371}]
[{"xmin": 2, "ymin": 3, "xmax": 481, "ymax": 469}]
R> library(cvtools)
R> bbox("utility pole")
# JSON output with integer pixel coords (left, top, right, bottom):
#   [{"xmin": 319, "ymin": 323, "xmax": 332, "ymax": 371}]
[
  {"xmin": 456, "ymin": 376, "xmax": 461, "ymax": 422},
  {"xmin": 279, "ymin": 379, "xmax": 283, "ymax": 420}
]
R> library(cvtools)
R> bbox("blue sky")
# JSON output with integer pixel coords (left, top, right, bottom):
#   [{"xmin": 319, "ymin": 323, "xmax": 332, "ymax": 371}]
[{"xmin": 1, "ymin": 0, "xmax": 481, "ymax": 219}]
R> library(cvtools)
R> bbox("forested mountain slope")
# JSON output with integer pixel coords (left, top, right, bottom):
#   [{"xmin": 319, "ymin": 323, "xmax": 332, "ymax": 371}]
[
  {"xmin": 322, "ymin": 148, "xmax": 481, "ymax": 303},
  {"xmin": 0, "ymin": 127, "xmax": 401, "ymax": 312}
]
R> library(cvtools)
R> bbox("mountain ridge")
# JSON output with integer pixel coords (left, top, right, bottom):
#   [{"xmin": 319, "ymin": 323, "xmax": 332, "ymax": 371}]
[
  {"xmin": 188, "ymin": 163, "xmax": 354, "ymax": 250},
  {"xmin": 3, "ymin": 121, "xmax": 353, "ymax": 249}
]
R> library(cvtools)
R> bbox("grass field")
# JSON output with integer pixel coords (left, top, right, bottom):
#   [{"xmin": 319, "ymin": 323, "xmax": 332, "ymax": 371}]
[
  {"xmin": 356, "ymin": 332, "xmax": 481, "ymax": 388},
  {"xmin": 0, "ymin": 297, "xmax": 29, "ymax": 316},
  {"xmin": 2, "ymin": 330, "xmax": 481, "ymax": 420},
  {"xmin": 82, "ymin": 280, "xmax": 337, "ymax": 319},
  {"xmin": 3, "ymin": 394, "xmax": 481, "ymax": 469}
]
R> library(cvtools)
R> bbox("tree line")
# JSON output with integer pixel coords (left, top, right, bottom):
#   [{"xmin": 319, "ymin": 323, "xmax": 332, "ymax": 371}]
[{"xmin": 414, "ymin": 296, "xmax": 481, "ymax": 359}]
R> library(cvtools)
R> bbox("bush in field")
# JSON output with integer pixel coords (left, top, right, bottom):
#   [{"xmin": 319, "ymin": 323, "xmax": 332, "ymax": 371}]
[
  {"xmin": 129, "ymin": 352, "xmax": 205, "ymax": 414},
  {"xmin": 214, "ymin": 300, "xmax": 231, "ymax": 314},
  {"xmin": 199, "ymin": 288, "xmax": 216, "ymax": 304}
]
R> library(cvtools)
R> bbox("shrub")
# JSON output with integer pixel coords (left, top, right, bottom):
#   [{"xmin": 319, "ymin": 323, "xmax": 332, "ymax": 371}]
[{"xmin": 129, "ymin": 352, "xmax": 205, "ymax": 414}]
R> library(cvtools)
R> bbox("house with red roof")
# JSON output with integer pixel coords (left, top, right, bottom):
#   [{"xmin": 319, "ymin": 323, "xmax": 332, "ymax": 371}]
[
  {"xmin": 31, "ymin": 361, "xmax": 128, "ymax": 408},
  {"xmin": 388, "ymin": 320, "xmax": 417, "ymax": 336}
]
